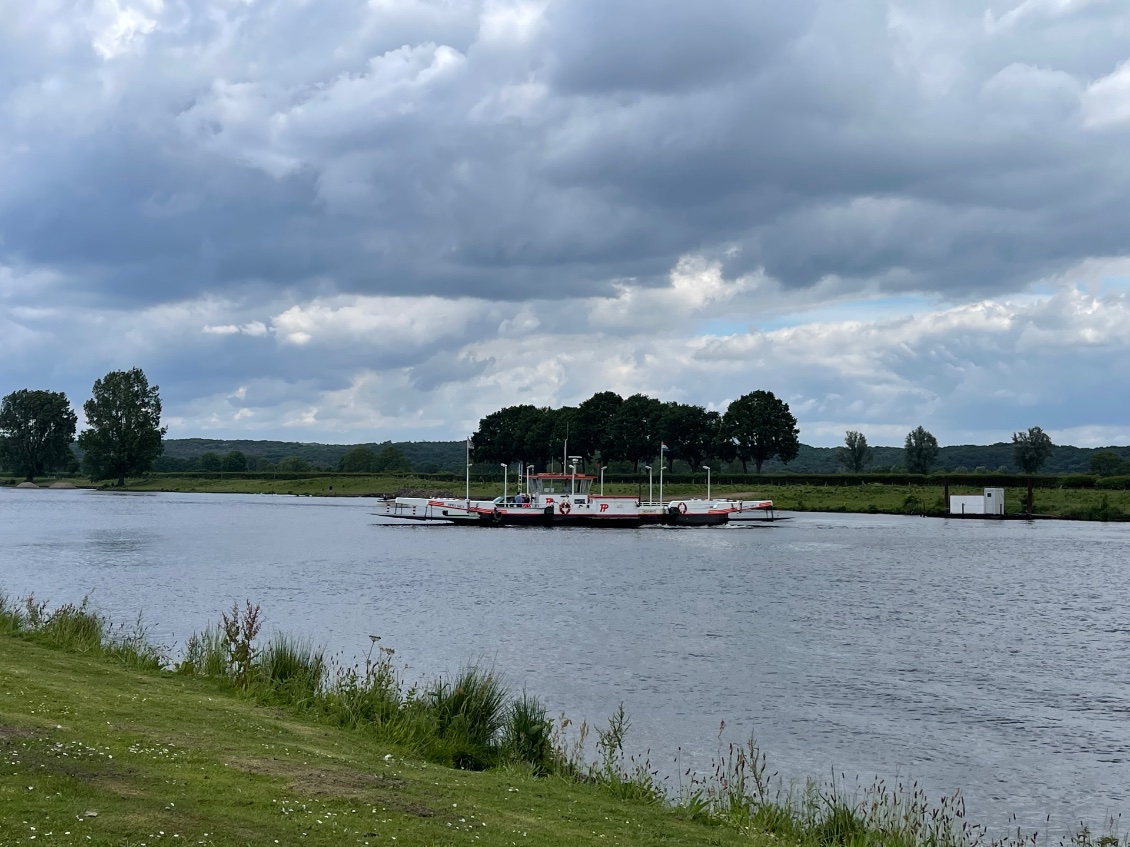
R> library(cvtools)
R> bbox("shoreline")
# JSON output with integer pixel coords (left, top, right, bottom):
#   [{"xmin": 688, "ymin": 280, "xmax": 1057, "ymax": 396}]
[{"xmin": 6, "ymin": 474, "xmax": 1128, "ymax": 521}]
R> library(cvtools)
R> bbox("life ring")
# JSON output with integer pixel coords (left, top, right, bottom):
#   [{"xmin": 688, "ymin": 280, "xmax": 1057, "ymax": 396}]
[
  {"xmin": 678, "ymin": 502, "xmax": 688, "ymax": 514},
  {"xmin": 559, "ymin": 502, "xmax": 571, "ymax": 515}
]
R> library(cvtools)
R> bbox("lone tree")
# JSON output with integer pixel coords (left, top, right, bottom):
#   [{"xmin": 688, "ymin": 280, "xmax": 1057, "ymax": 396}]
[
  {"xmin": 837, "ymin": 430, "xmax": 872, "ymax": 473},
  {"xmin": 78, "ymin": 368, "xmax": 167, "ymax": 486},
  {"xmin": 723, "ymin": 390, "xmax": 800, "ymax": 473},
  {"xmin": 904, "ymin": 426, "xmax": 939, "ymax": 474},
  {"xmin": 1012, "ymin": 426, "xmax": 1053, "ymax": 475},
  {"xmin": 0, "ymin": 389, "xmax": 78, "ymax": 481}
]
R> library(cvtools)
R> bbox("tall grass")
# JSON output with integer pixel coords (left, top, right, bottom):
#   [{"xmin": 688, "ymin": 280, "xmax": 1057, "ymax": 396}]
[
  {"xmin": 255, "ymin": 633, "xmax": 325, "ymax": 703},
  {"xmin": 322, "ymin": 637, "xmax": 402, "ymax": 729},
  {"xmin": 0, "ymin": 592, "xmax": 23, "ymax": 634},
  {"xmin": 179, "ymin": 614, "xmax": 538, "ymax": 771},
  {"xmin": 180, "ymin": 625, "xmax": 228, "ymax": 677},
  {"xmin": 664, "ymin": 731, "xmax": 1130, "ymax": 847},
  {"xmin": 0, "ymin": 592, "xmax": 164, "ymax": 669},
  {"xmin": 423, "ymin": 665, "xmax": 509, "ymax": 770},
  {"xmin": 500, "ymin": 692, "xmax": 555, "ymax": 775}
]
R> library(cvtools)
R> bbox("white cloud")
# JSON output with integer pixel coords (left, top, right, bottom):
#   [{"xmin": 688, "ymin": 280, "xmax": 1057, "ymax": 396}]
[
  {"xmin": 269, "ymin": 295, "xmax": 504, "ymax": 350},
  {"xmin": 1082, "ymin": 59, "xmax": 1130, "ymax": 128},
  {"xmin": 90, "ymin": 0, "xmax": 159, "ymax": 60},
  {"xmin": 984, "ymin": 0, "xmax": 1100, "ymax": 34}
]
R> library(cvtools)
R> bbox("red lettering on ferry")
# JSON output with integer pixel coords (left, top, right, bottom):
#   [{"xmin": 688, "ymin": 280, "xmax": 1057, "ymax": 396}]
[
  {"xmin": 545, "ymin": 497, "xmax": 554, "ymax": 504},
  {"xmin": 600, "ymin": 503, "xmax": 609, "ymax": 512}
]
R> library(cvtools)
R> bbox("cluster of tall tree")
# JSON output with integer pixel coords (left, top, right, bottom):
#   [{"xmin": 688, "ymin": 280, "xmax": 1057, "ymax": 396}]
[
  {"xmin": 0, "ymin": 368, "xmax": 166, "ymax": 485},
  {"xmin": 472, "ymin": 390, "xmax": 800, "ymax": 473}
]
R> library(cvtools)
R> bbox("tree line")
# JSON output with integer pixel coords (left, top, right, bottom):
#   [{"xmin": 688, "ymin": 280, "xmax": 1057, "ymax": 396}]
[
  {"xmin": 7, "ymin": 370, "xmax": 1123, "ymax": 483},
  {"xmin": 475, "ymin": 391, "xmax": 1081, "ymax": 479},
  {"xmin": 837, "ymin": 425, "xmax": 1058, "ymax": 476},
  {"xmin": 0, "ymin": 368, "xmax": 166, "ymax": 485},
  {"xmin": 154, "ymin": 443, "xmax": 417, "ymax": 475},
  {"xmin": 472, "ymin": 390, "xmax": 801, "ymax": 473}
]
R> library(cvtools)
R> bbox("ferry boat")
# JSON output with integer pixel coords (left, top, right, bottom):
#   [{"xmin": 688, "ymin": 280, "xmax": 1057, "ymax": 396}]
[{"xmin": 374, "ymin": 470, "xmax": 775, "ymax": 527}]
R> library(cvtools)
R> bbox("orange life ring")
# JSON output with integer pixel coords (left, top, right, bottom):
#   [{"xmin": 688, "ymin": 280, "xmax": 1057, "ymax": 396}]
[
  {"xmin": 559, "ymin": 502, "xmax": 571, "ymax": 515},
  {"xmin": 678, "ymin": 502, "xmax": 688, "ymax": 514}
]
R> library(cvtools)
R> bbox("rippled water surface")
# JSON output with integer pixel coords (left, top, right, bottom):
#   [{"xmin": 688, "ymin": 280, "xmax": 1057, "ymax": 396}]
[{"xmin": 3, "ymin": 488, "xmax": 1129, "ymax": 833}]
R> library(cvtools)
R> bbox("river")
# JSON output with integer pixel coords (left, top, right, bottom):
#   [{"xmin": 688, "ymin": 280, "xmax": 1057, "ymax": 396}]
[{"xmin": 2, "ymin": 488, "xmax": 1128, "ymax": 835}]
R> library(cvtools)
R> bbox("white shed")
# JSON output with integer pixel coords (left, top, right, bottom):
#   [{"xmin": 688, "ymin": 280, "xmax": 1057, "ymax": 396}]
[{"xmin": 949, "ymin": 488, "xmax": 1005, "ymax": 516}]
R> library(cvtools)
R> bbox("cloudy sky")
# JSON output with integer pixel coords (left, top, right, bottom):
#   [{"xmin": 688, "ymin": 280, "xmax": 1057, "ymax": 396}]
[{"xmin": 3, "ymin": 0, "xmax": 1130, "ymax": 447}]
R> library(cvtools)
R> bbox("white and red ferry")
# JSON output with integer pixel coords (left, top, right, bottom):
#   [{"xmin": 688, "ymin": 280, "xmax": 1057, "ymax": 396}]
[{"xmin": 374, "ymin": 470, "xmax": 775, "ymax": 527}]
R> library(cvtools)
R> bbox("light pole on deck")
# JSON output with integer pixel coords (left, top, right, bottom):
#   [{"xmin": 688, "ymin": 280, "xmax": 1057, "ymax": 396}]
[
  {"xmin": 703, "ymin": 466, "xmax": 711, "ymax": 500},
  {"xmin": 644, "ymin": 465, "xmax": 653, "ymax": 504},
  {"xmin": 465, "ymin": 436, "xmax": 473, "ymax": 503},
  {"xmin": 501, "ymin": 463, "xmax": 508, "ymax": 501},
  {"xmin": 600, "ymin": 465, "xmax": 605, "ymax": 496},
  {"xmin": 569, "ymin": 456, "xmax": 580, "ymax": 496}
]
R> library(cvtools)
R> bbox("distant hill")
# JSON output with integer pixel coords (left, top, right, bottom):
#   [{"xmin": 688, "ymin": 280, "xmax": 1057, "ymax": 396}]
[
  {"xmin": 158, "ymin": 439, "xmax": 467, "ymax": 473},
  {"xmin": 156, "ymin": 438, "xmax": 1130, "ymax": 475}
]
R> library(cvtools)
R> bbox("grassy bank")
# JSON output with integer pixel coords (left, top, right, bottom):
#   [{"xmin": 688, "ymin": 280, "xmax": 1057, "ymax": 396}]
[
  {"xmin": 0, "ymin": 596, "xmax": 749, "ymax": 847},
  {"xmin": 20, "ymin": 472, "xmax": 1129, "ymax": 520},
  {"xmin": 2, "ymin": 593, "xmax": 1127, "ymax": 847}
]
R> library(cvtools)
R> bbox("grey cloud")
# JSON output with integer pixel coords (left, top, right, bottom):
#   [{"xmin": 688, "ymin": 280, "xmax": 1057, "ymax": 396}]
[
  {"xmin": 545, "ymin": 0, "xmax": 817, "ymax": 95},
  {"xmin": 408, "ymin": 351, "xmax": 493, "ymax": 391},
  {"xmin": 6, "ymin": 0, "xmax": 1130, "ymax": 310}
]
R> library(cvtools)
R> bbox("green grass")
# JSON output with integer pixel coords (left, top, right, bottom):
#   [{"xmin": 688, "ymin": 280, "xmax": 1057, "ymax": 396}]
[
  {"xmin": 0, "ymin": 620, "xmax": 756, "ymax": 847},
  {"xmin": 746, "ymin": 482, "xmax": 1130, "ymax": 520},
  {"xmin": 2, "ymin": 593, "xmax": 1128, "ymax": 847}
]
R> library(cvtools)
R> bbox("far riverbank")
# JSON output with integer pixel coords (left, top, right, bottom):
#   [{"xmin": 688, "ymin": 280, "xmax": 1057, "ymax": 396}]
[{"xmin": 6, "ymin": 473, "xmax": 1127, "ymax": 520}]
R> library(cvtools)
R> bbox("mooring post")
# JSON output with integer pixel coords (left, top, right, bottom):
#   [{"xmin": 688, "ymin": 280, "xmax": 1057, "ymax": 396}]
[{"xmin": 1026, "ymin": 475, "xmax": 1034, "ymax": 516}]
